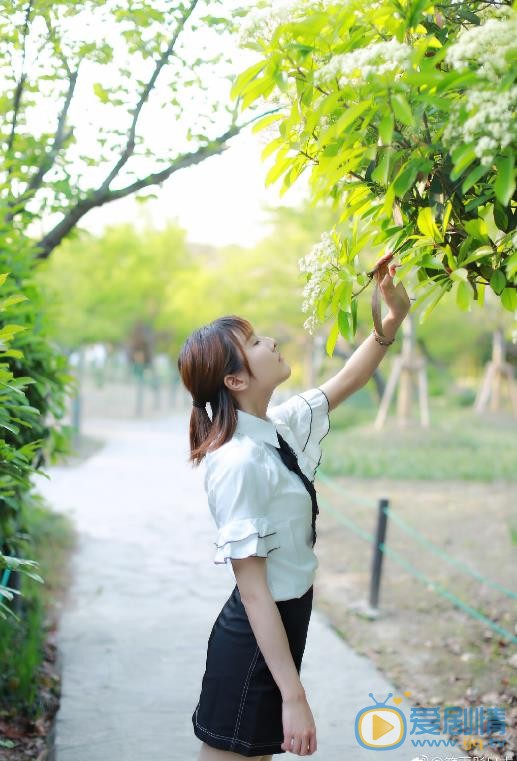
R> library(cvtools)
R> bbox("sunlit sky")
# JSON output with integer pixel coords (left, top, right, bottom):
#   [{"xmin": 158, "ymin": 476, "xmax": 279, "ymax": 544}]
[{"xmin": 80, "ymin": 129, "xmax": 310, "ymax": 248}]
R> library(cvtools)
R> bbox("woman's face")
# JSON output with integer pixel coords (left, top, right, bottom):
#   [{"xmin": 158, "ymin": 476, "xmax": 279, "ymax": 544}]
[{"xmin": 240, "ymin": 329, "xmax": 291, "ymax": 390}]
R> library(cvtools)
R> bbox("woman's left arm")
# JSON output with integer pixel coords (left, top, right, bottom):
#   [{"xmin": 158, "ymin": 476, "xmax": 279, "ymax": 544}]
[{"xmin": 319, "ymin": 251, "xmax": 411, "ymax": 413}]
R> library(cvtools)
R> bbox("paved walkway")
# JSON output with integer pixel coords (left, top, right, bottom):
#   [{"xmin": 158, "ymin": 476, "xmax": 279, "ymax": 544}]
[{"xmin": 33, "ymin": 406, "xmax": 467, "ymax": 760}]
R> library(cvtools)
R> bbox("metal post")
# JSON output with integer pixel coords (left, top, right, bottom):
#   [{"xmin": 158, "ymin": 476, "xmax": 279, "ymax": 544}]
[
  {"xmin": 71, "ymin": 346, "xmax": 84, "ymax": 448},
  {"xmin": 369, "ymin": 498, "xmax": 390, "ymax": 611}
]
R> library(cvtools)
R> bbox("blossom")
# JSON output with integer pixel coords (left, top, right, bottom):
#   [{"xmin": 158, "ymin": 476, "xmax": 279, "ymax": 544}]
[
  {"xmin": 445, "ymin": 10, "xmax": 517, "ymax": 83},
  {"xmin": 314, "ymin": 38, "xmax": 411, "ymax": 86},
  {"xmin": 298, "ymin": 231, "xmax": 341, "ymax": 334},
  {"xmin": 442, "ymin": 87, "xmax": 517, "ymax": 167},
  {"xmin": 441, "ymin": 7, "xmax": 517, "ymax": 166}
]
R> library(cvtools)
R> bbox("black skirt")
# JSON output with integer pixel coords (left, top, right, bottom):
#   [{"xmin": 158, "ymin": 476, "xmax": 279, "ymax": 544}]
[{"xmin": 192, "ymin": 582, "xmax": 314, "ymax": 757}]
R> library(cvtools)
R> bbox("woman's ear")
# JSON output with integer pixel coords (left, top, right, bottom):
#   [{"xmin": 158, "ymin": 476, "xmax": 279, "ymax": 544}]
[{"xmin": 223, "ymin": 373, "xmax": 248, "ymax": 393}]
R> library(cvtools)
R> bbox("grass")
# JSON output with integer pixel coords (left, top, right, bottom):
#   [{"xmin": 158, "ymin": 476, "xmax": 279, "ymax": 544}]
[
  {"xmin": 0, "ymin": 495, "xmax": 76, "ymax": 719},
  {"xmin": 322, "ymin": 388, "xmax": 517, "ymax": 482}
]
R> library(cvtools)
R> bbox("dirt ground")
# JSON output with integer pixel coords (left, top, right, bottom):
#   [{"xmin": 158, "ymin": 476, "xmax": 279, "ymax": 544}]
[{"xmin": 313, "ymin": 474, "xmax": 517, "ymax": 759}]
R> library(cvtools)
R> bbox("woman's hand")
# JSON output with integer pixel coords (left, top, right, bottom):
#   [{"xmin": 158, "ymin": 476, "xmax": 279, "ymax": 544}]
[
  {"xmin": 372, "ymin": 249, "xmax": 411, "ymax": 323},
  {"xmin": 281, "ymin": 692, "xmax": 317, "ymax": 755}
]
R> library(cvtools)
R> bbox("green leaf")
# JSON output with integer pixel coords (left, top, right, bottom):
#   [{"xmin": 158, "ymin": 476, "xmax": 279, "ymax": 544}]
[
  {"xmin": 494, "ymin": 154, "xmax": 515, "ymax": 207},
  {"xmin": 337, "ymin": 309, "xmax": 352, "ymax": 341},
  {"xmin": 265, "ymin": 155, "xmax": 292, "ymax": 186},
  {"xmin": 450, "ymin": 267, "xmax": 469, "ymax": 284},
  {"xmin": 333, "ymin": 100, "xmax": 372, "ymax": 136},
  {"xmin": 251, "ymin": 112, "xmax": 283, "ymax": 134},
  {"xmin": 450, "ymin": 145, "xmax": 477, "ymax": 181},
  {"xmin": 261, "ymin": 136, "xmax": 284, "ymax": 161},
  {"xmin": 371, "ymin": 148, "xmax": 393, "ymax": 186},
  {"xmin": 325, "ymin": 321, "xmax": 339, "ymax": 357},
  {"xmin": 0, "ymin": 324, "xmax": 27, "ymax": 341},
  {"xmin": 461, "ymin": 163, "xmax": 490, "ymax": 194},
  {"xmin": 405, "ymin": 0, "xmax": 433, "ymax": 28},
  {"xmin": 93, "ymin": 82, "xmax": 110, "ymax": 103},
  {"xmin": 391, "ymin": 93, "xmax": 415, "ymax": 127},
  {"xmin": 441, "ymin": 201, "xmax": 453, "ymax": 236},
  {"xmin": 493, "ymin": 201, "xmax": 509, "ymax": 232},
  {"xmin": 0, "ymin": 294, "xmax": 28, "ymax": 310},
  {"xmin": 417, "ymin": 207, "xmax": 442, "ymax": 242},
  {"xmin": 456, "ymin": 280, "xmax": 471, "ymax": 311},
  {"xmin": 501, "ymin": 287, "xmax": 517, "ymax": 312},
  {"xmin": 378, "ymin": 112, "xmax": 394, "ymax": 145},
  {"xmin": 1, "ymin": 349, "xmax": 24, "ymax": 359},
  {"xmin": 393, "ymin": 159, "xmax": 420, "ymax": 197},
  {"xmin": 230, "ymin": 61, "xmax": 267, "ymax": 100},
  {"xmin": 490, "ymin": 270, "xmax": 506, "ymax": 295},
  {"xmin": 463, "ymin": 218, "xmax": 488, "ymax": 242},
  {"xmin": 351, "ymin": 298, "xmax": 358, "ymax": 334},
  {"xmin": 460, "ymin": 245, "xmax": 494, "ymax": 267}
]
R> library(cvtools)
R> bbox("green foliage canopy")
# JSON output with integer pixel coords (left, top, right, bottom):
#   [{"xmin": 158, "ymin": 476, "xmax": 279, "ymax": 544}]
[{"xmin": 232, "ymin": 0, "xmax": 517, "ymax": 353}]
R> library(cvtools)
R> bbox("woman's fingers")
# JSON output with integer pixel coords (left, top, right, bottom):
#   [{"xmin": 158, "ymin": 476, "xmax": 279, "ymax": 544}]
[
  {"xmin": 282, "ymin": 733, "xmax": 316, "ymax": 755},
  {"xmin": 299, "ymin": 731, "xmax": 314, "ymax": 755}
]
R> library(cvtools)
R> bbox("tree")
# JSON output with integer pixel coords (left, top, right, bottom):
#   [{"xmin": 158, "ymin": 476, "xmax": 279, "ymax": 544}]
[
  {"xmin": 1, "ymin": 0, "xmax": 272, "ymax": 259},
  {"xmin": 232, "ymin": 0, "xmax": 517, "ymax": 355},
  {"xmin": 36, "ymin": 221, "xmax": 190, "ymax": 348}
]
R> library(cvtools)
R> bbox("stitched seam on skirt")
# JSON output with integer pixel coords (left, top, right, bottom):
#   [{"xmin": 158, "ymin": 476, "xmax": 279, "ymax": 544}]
[
  {"xmin": 230, "ymin": 644, "xmax": 260, "ymax": 751},
  {"xmin": 194, "ymin": 705, "xmax": 283, "ymax": 747}
]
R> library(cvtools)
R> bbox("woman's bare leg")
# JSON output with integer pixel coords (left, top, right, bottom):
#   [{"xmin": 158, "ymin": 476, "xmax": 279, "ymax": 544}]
[{"xmin": 197, "ymin": 742, "xmax": 272, "ymax": 760}]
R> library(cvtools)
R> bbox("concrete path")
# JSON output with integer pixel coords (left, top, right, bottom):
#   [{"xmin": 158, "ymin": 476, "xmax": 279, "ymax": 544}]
[{"xmin": 33, "ymin": 409, "xmax": 467, "ymax": 761}]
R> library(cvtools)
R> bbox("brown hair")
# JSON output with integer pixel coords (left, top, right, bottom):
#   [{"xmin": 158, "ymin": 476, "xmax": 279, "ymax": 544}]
[{"xmin": 176, "ymin": 315, "xmax": 256, "ymax": 466}]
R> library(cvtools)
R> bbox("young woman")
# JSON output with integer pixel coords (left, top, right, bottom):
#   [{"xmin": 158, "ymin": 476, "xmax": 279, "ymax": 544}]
[{"xmin": 177, "ymin": 253, "xmax": 410, "ymax": 759}]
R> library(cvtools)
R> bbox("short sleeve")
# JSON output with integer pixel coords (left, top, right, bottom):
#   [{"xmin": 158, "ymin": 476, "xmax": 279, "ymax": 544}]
[
  {"xmin": 205, "ymin": 445, "xmax": 280, "ymax": 565},
  {"xmin": 267, "ymin": 386, "xmax": 330, "ymax": 479}
]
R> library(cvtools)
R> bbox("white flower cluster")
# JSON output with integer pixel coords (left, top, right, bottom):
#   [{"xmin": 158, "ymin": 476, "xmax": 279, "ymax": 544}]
[
  {"xmin": 314, "ymin": 38, "xmax": 411, "ymax": 85},
  {"xmin": 298, "ymin": 231, "xmax": 340, "ymax": 334},
  {"xmin": 443, "ymin": 87, "xmax": 517, "ymax": 167},
  {"xmin": 445, "ymin": 10, "xmax": 517, "ymax": 83},
  {"xmin": 442, "ymin": 9, "xmax": 517, "ymax": 166}
]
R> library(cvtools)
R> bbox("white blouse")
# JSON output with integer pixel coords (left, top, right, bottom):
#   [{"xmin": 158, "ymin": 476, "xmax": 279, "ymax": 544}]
[{"xmin": 203, "ymin": 387, "xmax": 331, "ymax": 601}]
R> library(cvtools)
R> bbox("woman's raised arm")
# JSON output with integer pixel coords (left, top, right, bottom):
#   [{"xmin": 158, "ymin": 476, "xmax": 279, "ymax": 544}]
[{"xmin": 319, "ymin": 253, "xmax": 411, "ymax": 413}]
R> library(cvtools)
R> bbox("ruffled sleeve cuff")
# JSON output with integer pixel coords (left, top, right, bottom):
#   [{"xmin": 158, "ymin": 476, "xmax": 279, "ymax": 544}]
[
  {"xmin": 297, "ymin": 387, "xmax": 331, "ymax": 477},
  {"xmin": 213, "ymin": 516, "xmax": 281, "ymax": 565}
]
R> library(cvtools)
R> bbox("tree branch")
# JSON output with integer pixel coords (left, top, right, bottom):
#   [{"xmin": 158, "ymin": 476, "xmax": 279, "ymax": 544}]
[
  {"xmin": 33, "ymin": 104, "xmax": 281, "ymax": 260},
  {"xmin": 5, "ymin": 69, "xmax": 79, "ymax": 221},
  {"xmin": 6, "ymin": 0, "xmax": 34, "ymax": 184},
  {"xmin": 33, "ymin": 111, "xmax": 276, "ymax": 260},
  {"xmin": 98, "ymin": 0, "xmax": 200, "ymax": 194}
]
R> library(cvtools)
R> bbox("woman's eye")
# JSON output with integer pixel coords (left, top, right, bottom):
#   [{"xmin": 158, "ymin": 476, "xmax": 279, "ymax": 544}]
[{"xmin": 254, "ymin": 340, "xmax": 260, "ymax": 345}]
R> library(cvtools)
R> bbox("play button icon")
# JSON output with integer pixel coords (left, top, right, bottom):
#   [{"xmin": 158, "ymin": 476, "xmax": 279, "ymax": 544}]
[
  {"xmin": 373, "ymin": 713, "xmax": 395, "ymax": 740},
  {"xmin": 355, "ymin": 707, "xmax": 406, "ymax": 748}
]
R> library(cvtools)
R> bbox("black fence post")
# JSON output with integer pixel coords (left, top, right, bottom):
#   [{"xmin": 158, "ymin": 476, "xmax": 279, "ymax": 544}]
[{"xmin": 369, "ymin": 497, "xmax": 389, "ymax": 611}]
